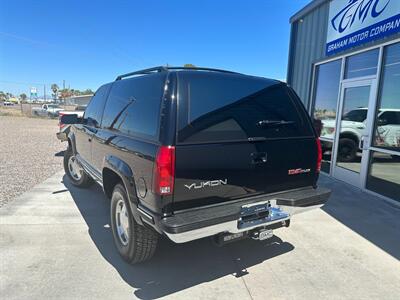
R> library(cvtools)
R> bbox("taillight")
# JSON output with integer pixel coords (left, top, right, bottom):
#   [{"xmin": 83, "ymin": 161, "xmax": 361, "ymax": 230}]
[
  {"xmin": 316, "ymin": 138, "xmax": 322, "ymax": 173},
  {"xmin": 59, "ymin": 113, "xmax": 65, "ymax": 129},
  {"xmin": 153, "ymin": 146, "xmax": 175, "ymax": 195}
]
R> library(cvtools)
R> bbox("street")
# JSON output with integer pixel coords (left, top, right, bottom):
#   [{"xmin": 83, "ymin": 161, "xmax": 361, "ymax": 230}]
[{"xmin": 1, "ymin": 172, "xmax": 399, "ymax": 299}]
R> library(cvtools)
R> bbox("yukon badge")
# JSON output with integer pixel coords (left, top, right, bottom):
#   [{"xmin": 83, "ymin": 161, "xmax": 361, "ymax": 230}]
[{"xmin": 184, "ymin": 179, "xmax": 228, "ymax": 190}]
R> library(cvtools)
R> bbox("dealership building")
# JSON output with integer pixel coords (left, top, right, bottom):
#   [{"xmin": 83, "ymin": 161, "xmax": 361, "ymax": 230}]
[{"xmin": 287, "ymin": 0, "xmax": 400, "ymax": 204}]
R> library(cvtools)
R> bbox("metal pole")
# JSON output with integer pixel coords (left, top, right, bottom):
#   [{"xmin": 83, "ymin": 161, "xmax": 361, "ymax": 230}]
[
  {"xmin": 44, "ymin": 85, "xmax": 46, "ymax": 102},
  {"xmin": 63, "ymin": 80, "xmax": 66, "ymax": 105}
]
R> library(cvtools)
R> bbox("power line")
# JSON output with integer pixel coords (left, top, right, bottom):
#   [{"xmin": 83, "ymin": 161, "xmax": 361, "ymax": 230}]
[{"xmin": 0, "ymin": 80, "xmax": 48, "ymax": 86}]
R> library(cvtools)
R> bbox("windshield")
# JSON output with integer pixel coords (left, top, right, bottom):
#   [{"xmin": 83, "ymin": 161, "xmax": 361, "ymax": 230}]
[
  {"xmin": 47, "ymin": 105, "xmax": 60, "ymax": 109},
  {"xmin": 342, "ymin": 109, "xmax": 367, "ymax": 122}
]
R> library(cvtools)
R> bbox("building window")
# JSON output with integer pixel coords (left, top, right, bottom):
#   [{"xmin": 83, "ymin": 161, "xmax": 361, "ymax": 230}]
[
  {"xmin": 312, "ymin": 59, "xmax": 342, "ymax": 173},
  {"xmin": 366, "ymin": 42, "xmax": 400, "ymax": 203},
  {"xmin": 372, "ymin": 42, "xmax": 400, "ymax": 152},
  {"xmin": 344, "ymin": 49, "xmax": 379, "ymax": 79},
  {"xmin": 367, "ymin": 151, "xmax": 400, "ymax": 202}
]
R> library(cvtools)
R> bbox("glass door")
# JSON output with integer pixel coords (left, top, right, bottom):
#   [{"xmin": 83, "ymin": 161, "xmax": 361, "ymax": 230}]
[{"xmin": 332, "ymin": 79, "xmax": 377, "ymax": 188}]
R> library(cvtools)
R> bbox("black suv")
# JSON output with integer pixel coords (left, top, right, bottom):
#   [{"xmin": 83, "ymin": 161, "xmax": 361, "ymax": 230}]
[{"xmin": 62, "ymin": 66, "xmax": 330, "ymax": 264}]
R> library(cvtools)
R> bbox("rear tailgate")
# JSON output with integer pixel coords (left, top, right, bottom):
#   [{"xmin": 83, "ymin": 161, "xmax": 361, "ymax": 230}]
[
  {"xmin": 173, "ymin": 72, "xmax": 317, "ymax": 211},
  {"xmin": 58, "ymin": 110, "xmax": 84, "ymax": 130}
]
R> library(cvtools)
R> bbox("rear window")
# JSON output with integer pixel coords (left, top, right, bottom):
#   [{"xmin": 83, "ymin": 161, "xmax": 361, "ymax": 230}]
[
  {"xmin": 177, "ymin": 73, "xmax": 313, "ymax": 143},
  {"xmin": 83, "ymin": 84, "xmax": 110, "ymax": 128},
  {"xmin": 101, "ymin": 73, "xmax": 166, "ymax": 139}
]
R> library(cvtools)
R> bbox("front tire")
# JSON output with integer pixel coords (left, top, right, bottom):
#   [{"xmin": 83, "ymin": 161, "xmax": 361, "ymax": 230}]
[
  {"xmin": 63, "ymin": 146, "xmax": 93, "ymax": 187},
  {"xmin": 110, "ymin": 184, "xmax": 158, "ymax": 264},
  {"xmin": 338, "ymin": 138, "xmax": 357, "ymax": 162}
]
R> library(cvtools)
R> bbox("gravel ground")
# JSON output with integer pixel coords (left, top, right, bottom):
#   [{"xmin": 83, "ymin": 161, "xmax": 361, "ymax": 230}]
[{"xmin": 0, "ymin": 116, "xmax": 66, "ymax": 207}]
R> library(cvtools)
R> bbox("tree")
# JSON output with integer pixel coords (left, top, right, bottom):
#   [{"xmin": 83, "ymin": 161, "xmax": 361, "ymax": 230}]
[
  {"xmin": 59, "ymin": 88, "xmax": 72, "ymax": 99},
  {"xmin": 0, "ymin": 91, "xmax": 5, "ymax": 100},
  {"xmin": 184, "ymin": 64, "xmax": 196, "ymax": 68},
  {"xmin": 81, "ymin": 89, "xmax": 94, "ymax": 95},
  {"xmin": 19, "ymin": 93, "xmax": 27, "ymax": 101},
  {"xmin": 51, "ymin": 84, "xmax": 59, "ymax": 100}
]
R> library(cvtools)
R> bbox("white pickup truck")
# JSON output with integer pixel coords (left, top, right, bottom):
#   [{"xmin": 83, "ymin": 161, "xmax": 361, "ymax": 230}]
[
  {"xmin": 56, "ymin": 105, "xmax": 86, "ymax": 141},
  {"xmin": 32, "ymin": 104, "xmax": 63, "ymax": 117},
  {"xmin": 321, "ymin": 108, "xmax": 400, "ymax": 161}
]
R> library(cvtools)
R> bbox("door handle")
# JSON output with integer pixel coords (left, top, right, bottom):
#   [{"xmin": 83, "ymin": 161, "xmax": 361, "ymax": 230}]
[
  {"xmin": 251, "ymin": 152, "xmax": 267, "ymax": 164},
  {"xmin": 83, "ymin": 125, "xmax": 97, "ymax": 134},
  {"xmin": 359, "ymin": 135, "xmax": 368, "ymax": 150}
]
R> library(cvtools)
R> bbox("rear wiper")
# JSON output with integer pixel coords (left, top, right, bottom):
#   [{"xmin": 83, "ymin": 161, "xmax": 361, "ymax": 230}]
[
  {"xmin": 108, "ymin": 97, "xmax": 136, "ymax": 129},
  {"xmin": 257, "ymin": 120, "xmax": 295, "ymax": 127}
]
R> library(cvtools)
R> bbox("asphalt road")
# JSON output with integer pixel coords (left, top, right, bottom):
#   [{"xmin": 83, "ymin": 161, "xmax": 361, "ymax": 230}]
[
  {"xmin": 0, "ymin": 116, "xmax": 65, "ymax": 207},
  {"xmin": 1, "ymin": 173, "xmax": 399, "ymax": 299}
]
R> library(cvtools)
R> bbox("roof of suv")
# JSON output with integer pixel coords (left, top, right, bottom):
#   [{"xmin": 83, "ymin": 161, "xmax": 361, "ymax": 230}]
[
  {"xmin": 114, "ymin": 66, "xmax": 280, "ymax": 84},
  {"xmin": 115, "ymin": 66, "xmax": 240, "ymax": 81}
]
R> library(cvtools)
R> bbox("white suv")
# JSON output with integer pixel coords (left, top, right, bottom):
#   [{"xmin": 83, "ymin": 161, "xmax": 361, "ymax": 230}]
[{"xmin": 320, "ymin": 108, "xmax": 400, "ymax": 162}]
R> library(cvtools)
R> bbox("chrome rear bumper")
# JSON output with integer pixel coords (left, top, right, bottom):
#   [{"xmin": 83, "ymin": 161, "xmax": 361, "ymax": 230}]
[{"xmin": 162, "ymin": 188, "xmax": 330, "ymax": 243}]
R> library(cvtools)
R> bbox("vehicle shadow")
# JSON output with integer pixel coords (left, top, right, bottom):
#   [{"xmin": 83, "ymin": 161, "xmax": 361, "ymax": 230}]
[
  {"xmin": 54, "ymin": 150, "xmax": 65, "ymax": 157},
  {"xmin": 62, "ymin": 175, "xmax": 294, "ymax": 299},
  {"xmin": 319, "ymin": 174, "xmax": 400, "ymax": 260}
]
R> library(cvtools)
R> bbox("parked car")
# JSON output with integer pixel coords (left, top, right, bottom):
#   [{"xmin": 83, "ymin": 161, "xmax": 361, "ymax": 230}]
[
  {"xmin": 61, "ymin": 66, "xmax": 330, "ymax": 264},
  {"xmin": 321, "ymin": 108, "xmax": 400, "ymax": 161},
  {"xmin": 3, "ymin": 101, "xmax": 14, "ymax": 106},
  {"xmin": 56, "ymin": 105, "xmax": 87, "ymax": 142},
  {"xmin": 32, "ymin": 104, "xmax": 63, "ymax": 117}
]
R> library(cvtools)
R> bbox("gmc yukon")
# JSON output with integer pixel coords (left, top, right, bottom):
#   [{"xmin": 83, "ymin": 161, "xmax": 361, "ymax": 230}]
[{"xmin": 62, "ymin": 66, "xmax": 331, "ymax": 264}]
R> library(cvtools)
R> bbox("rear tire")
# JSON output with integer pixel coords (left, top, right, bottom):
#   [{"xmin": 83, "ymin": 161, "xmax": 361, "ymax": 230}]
[
  {"xmin": 110, "ymin": 184, "xmax": 158, "ymax": 264},
  {"xmin": 338, "ymin": 138, "xmax": 357, "ymax": 162},
  {"xmin": 63, "ymin": 146, "xmax": 93, "ymax": 187}
]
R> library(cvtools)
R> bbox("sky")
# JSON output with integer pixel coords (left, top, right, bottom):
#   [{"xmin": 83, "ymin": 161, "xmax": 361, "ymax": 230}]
[{"xmin": 0, "ymin": 0, "xmax": 309, "ymax": 97}]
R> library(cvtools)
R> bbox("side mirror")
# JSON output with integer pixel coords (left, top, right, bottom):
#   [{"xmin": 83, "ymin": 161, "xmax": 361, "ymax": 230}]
[
  {"xmin": 60, "ymin": 114, "xmax": 79, "ymax": 125},
  {"xmin": 377, "ymin": 118, "xmax": 388, "ymax": 126}
]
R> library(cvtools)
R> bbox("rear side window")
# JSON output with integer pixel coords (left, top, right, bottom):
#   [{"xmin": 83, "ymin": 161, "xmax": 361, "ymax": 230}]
[
  {"xmin": 177, "ymin": 73, "xmax": 313, "ymax": 143},
  {"xmin": 83, "ymin": 84, "xmax": 110, "ymax": 127},
  {"xmin": 379, "ymin": 111, "xmax": 400, "ymax": 125},
  {"xmin": 101, "ymin": 73, "xmax": 166, "ymax": 139}
]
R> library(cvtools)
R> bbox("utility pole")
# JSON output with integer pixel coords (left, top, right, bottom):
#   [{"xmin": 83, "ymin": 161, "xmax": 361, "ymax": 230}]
[
  {"xmin": 62, "ymin": 80, "xmax": 66, "ymax": 105},
  {"xmin": 44, "ymin": 85, "xmax": 46, "ymax": 102}
]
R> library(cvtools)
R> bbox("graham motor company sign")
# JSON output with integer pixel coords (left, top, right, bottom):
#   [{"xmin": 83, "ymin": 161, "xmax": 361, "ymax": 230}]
[{"xmin": 326, "ymin": 0, "xmax": 400, "ymax": 55}]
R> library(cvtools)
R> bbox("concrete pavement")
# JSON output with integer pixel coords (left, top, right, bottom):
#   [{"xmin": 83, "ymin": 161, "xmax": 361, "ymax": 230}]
[{"xmin": 1, "ymin": 172, "xmax": 399, "ymax": 299}]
